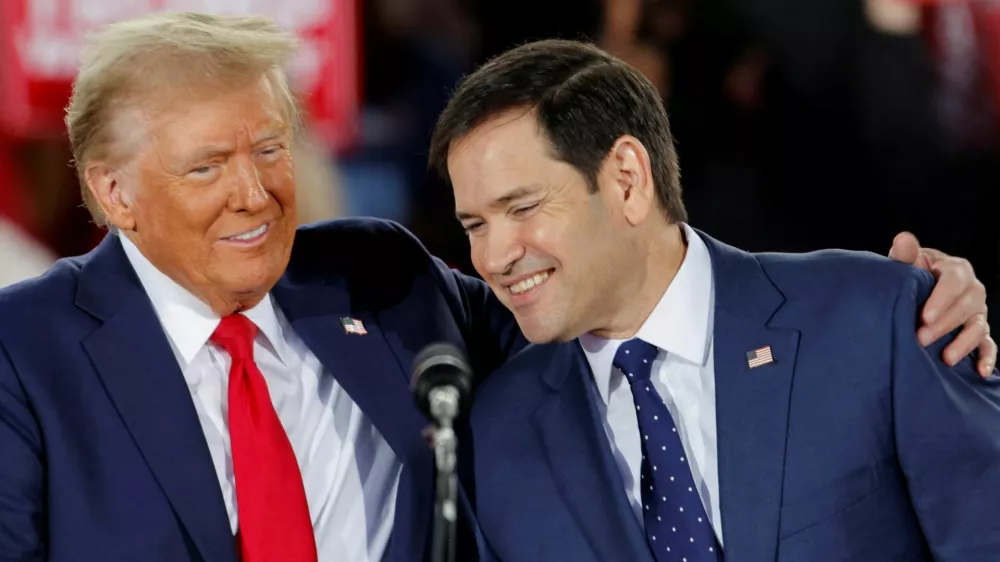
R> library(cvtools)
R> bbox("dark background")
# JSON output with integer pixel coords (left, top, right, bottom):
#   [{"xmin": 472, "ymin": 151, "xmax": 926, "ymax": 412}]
[{"xmin": 1, "ymin": 0, "xmax": 997, "ymax": 324}]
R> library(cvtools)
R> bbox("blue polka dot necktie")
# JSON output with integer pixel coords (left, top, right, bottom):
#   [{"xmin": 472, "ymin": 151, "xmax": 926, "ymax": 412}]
[{"xmin": 614, "ymin": 339, "xmax": 722, "ymax": 562}]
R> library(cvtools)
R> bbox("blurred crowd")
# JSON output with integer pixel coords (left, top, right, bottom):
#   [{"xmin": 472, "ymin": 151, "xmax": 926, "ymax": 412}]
[{"xmin": 1, "ymin": 0, "xmax": 998, "ymax": 321}]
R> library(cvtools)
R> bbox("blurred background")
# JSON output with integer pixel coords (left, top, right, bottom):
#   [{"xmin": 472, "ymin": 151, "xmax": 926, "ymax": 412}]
[{"xmin": 1, "ymin": 0, "xmax": 997, "ymax": 325}]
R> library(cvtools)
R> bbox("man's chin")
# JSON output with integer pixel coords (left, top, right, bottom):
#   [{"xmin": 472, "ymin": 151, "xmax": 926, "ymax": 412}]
[
  {"xmin": 213, "ymin": 266, "xmax": 283, "ymax": 301},
  {"xmin": 515, "ymin": 313, "xmax": 575, "ymax": 345}
]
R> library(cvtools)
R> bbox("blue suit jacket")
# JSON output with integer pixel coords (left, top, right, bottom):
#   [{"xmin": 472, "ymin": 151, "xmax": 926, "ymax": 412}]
[
  {"xmin": 467, "ymin": 231, "xmax": 1000, "ymax": 562},
  {"xmin": 0, "ymin": 218, "xmax": 519, "ymax": 562}
]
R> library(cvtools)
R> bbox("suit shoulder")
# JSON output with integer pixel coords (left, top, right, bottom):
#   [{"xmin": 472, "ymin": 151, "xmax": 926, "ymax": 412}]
[
  {"xmin": 0, "ymin": 257, "xmax": 84, "ymax": 332},
  {"xmin": 756, "ymin": 249, "xmax": 933, "ymax": 302},
  {"xmin": 753, "ymin": 249, "xmax": 934, "ymax": 332},
  {"xmin": 287, "ymin": 217, "xmax": 435, "ymax": 278},
  {"xmin": 285, "ymin": 218, "xmax": 472, "ymax": 315},
  {"xmin": 292, "ymin": 217, "xmax": 423, "ymax": 252}
]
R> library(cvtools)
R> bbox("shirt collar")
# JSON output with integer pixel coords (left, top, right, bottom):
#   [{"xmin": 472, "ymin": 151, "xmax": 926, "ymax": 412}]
[
  {"xmin": 579, "ymin": 223, "xmax": 715, "ymax": 405},
  {"xmin": 118, "ymin": 233, "xmax": 290, "ymax": 367}
]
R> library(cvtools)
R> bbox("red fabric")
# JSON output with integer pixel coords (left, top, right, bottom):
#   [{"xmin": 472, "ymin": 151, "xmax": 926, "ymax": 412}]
[
  {"xmin": 0, "ymin": 136, "xmax": 29, "ymax": 231},
  {"xmin": 916, "ymin": 0, "xmax": 1000, "ymax": 134},
  {"xmin": 971, "ymin": 3, "xmax": 1000, "ymax": 120},
  {"xmin": 211, "ymin": 315, "xmax": 317, "ymax": 562}
]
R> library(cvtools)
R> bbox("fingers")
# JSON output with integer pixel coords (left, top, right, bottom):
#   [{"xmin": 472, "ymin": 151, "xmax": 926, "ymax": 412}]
[
  {"xmin": 976, "ymin": 333, "xmax": 997, "ymax": 378},
  {"xmin": 921, "ymin": 247, "xmax": 949, "ymax": 265},
  {"xmin": 888, "ymin": 231, "xmax": 921, "ymax": 264},
  {"xmin": 920, "ymin": 294, "xmax": 977, "ymax": 349},
  {"xmin": 921, "ymin": 257, "xmax": 982, "ymax": 326},
  {"xmin": 939, "ymin": 312, "xmax": 988, "ymax": 365},
  {"xmin": 890, "ymin": 238, "xmax": 993, "ymax": 377}
]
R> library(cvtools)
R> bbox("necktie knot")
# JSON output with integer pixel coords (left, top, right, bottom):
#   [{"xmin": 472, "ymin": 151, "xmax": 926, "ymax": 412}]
[
  {"xmin": 211, "ymin": 314, "xmax": 258, "ymax": 360},
  {"xmin": 613, "ymin": 338, "xmax": 659, "ymax": 383}
]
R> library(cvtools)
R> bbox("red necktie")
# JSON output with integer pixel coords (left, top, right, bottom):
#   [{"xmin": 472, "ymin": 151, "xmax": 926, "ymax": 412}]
[{"xmin": 211, "ymin": 314, "xmax": 317, "ymax": 562}]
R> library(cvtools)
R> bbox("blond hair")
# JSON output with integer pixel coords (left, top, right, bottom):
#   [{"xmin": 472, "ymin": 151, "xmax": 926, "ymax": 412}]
[{"xmin": 65, "ymin": 11, "xmax": 302, "ymax": 226}]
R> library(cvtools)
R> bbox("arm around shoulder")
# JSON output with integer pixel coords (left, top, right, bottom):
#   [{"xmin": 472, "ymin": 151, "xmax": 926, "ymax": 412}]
[
  {"xmin": 384, "ymin": 221, "xmax": 524, "ymax": 372},
  {"xmin": 0, "ymin": 339, "xmax": 46, "ymax": 561},
  {"xmin": 891, "ymin": 269, "xmax": 1000, "ymax": 560}
]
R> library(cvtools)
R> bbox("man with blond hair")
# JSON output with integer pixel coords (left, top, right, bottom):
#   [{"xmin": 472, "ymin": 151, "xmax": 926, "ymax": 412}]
[
  {"xmin": 0, "ymin": 12, "xmax": 519, "ymax": 562},
  {"xmin": 0, "ymin": 11, "xmax": 993, "ymax": 562}
]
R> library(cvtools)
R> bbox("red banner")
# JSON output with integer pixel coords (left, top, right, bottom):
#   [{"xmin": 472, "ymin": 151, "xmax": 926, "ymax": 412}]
[{"xmin": 0, "ymin": 0, "xmax": 360, "ymax": 150}]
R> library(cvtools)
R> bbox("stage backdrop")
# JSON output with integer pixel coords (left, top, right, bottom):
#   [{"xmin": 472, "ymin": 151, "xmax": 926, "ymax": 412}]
[{"xmin": 0, "ymin": 0, "xmax": 360, "ymax": 150}]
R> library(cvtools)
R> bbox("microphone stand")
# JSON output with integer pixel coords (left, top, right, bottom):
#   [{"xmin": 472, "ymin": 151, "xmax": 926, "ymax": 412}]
[{"xmin": 428, "ymin": 386, "xmax": 460, "ymax": 562}]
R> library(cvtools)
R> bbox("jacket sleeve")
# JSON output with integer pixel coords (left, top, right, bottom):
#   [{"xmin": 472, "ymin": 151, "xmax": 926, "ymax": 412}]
[
  {"xmin": 386, "ymin": 221, "xmax": 526, "ymax": 379},
  {"xmin": 892, "ymin": 268, "xmax": 1000, "ymax": 560},
  {"xmin": 0, "ymin": 340, "xmax": 45, "ymax": 562}
]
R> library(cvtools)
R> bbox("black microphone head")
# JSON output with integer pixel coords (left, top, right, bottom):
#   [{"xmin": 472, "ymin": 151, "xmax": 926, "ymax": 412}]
[{"xmin": 411, "ymin": 342, "xmax": 473, "ymax": 420}]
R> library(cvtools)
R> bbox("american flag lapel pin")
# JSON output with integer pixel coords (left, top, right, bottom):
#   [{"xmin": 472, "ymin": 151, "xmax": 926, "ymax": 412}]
[
  {"xmin": 340, "ymin": 317, "xmax": 368, "ymax": 335},
  {"xmin": 746, "ymin": 345, "xmax": 774, "ymax": 369}
]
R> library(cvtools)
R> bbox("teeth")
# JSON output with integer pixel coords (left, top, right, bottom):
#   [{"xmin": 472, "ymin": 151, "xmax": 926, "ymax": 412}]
[
  {"xmin": 229, "ymin": 224, "xmax": 268, "ymax": 241},
  {"xmin": 508, "ymin": 272, "xmax": 550, "ymax": 295}
]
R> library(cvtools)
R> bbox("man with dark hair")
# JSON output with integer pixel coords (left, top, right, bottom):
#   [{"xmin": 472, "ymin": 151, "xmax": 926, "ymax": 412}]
[
  {"xmin": 1, "ymin": 12, "xmax": 993, "ymax": 561},
  {"xmin": 430, "ymin": 40, "xmax": 685, "ymax": 225},
  {"xmin": 431, "ymin": 39, "xmax": 1000, "ymax": 561}
]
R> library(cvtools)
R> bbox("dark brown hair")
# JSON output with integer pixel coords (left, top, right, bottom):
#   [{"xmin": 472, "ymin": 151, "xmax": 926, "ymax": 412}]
[{"xmin": 429, "ymin": 39, "xmax": 686, "ymax": 222}]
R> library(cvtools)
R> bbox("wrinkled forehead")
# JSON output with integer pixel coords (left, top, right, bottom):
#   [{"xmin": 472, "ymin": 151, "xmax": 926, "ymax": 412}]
[
  {"xmin": 108, "ymin": 75, "xmax": 291, "ymax": 163},
  {"xmin": 448, "ymin": 111, "xmax": 575, "ymax": 206}
]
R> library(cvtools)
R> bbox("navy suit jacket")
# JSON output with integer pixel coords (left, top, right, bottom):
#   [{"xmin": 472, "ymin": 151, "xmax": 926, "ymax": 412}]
[
  {"xmin": 467, "ymin": 231, "xmax": 1000, "ymax": 562},
  {"xmin": 0, "ymin": 218, "xmax": 519, "ymax": 562}
]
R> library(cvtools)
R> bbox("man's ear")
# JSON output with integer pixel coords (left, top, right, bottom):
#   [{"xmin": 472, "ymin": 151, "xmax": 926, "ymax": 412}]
[
  {"xmin": 84, "ymin": 162, "xmax": 136, "ymax": 231},
  {"xmin": 604, "ymin": 135, "xmax": 656, "ymax": 227}
]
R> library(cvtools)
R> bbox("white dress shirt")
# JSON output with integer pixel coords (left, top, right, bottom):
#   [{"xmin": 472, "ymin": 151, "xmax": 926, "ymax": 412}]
[
  {"xmin": 578, "ymin": 223, "xmax": 722, "ymax": 544},
  {"xmin": 120, "ymin": 234, "xmax": 400, "ymax": 562}
]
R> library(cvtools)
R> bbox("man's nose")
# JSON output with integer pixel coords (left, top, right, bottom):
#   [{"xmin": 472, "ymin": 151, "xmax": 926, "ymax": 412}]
[
  {"xmin": 481, "ymin": 223, "xmax": 526, "ymax": 276},
  {"xmin": 229, "ymin": 156, "xmax": 269, "ymax": 213}
]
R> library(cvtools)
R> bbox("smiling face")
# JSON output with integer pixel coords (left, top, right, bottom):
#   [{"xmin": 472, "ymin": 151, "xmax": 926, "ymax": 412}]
[
  {"xmin": 450, "ymin": 110, "xmax": 647, "ymax": 343},
  {"xmin": 86, "ymin": 74, "xmax": 297, "ymax": 314}
]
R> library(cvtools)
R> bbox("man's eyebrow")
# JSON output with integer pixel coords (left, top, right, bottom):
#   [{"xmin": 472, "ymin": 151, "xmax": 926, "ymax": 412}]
[
  {"xmin": 455, "ymin": 185, "xmax": 542, "ymax": 221},
  {"xmin": 253, "ymin": 130, "xmax": 286, "ymax": 145},
  {"xmin": 175, "ymin": 129, "xmax": 289, "ymax": 170},
  {"xmin": 178, "ymin": 145, "xmax": 232, "ymax": 170}
]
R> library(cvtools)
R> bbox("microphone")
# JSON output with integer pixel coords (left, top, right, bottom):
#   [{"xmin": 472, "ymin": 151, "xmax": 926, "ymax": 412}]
[
  {"xmin": 413, "ymin": 342, "xmax": 473, "ymax": 424},
  {"xmin": 411, "ymin": 343, "xmax": 473, "ymax": 562}
]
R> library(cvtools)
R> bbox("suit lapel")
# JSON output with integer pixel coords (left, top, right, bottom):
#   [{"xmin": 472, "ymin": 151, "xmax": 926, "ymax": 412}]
[
  {"xmin": 699, "ymin": 231, "xmax": 800, "ymax": 562},
  {"xmin": 271, "ymin": 276, "xmax": 433, "ymax": 562},
  {"xmin": 76, "ymin": 236, "xmax": 236, "ymax": 562},
  {"xmin": 531, "ymin": 344, "xmax": 653, "ymax": 562}
]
